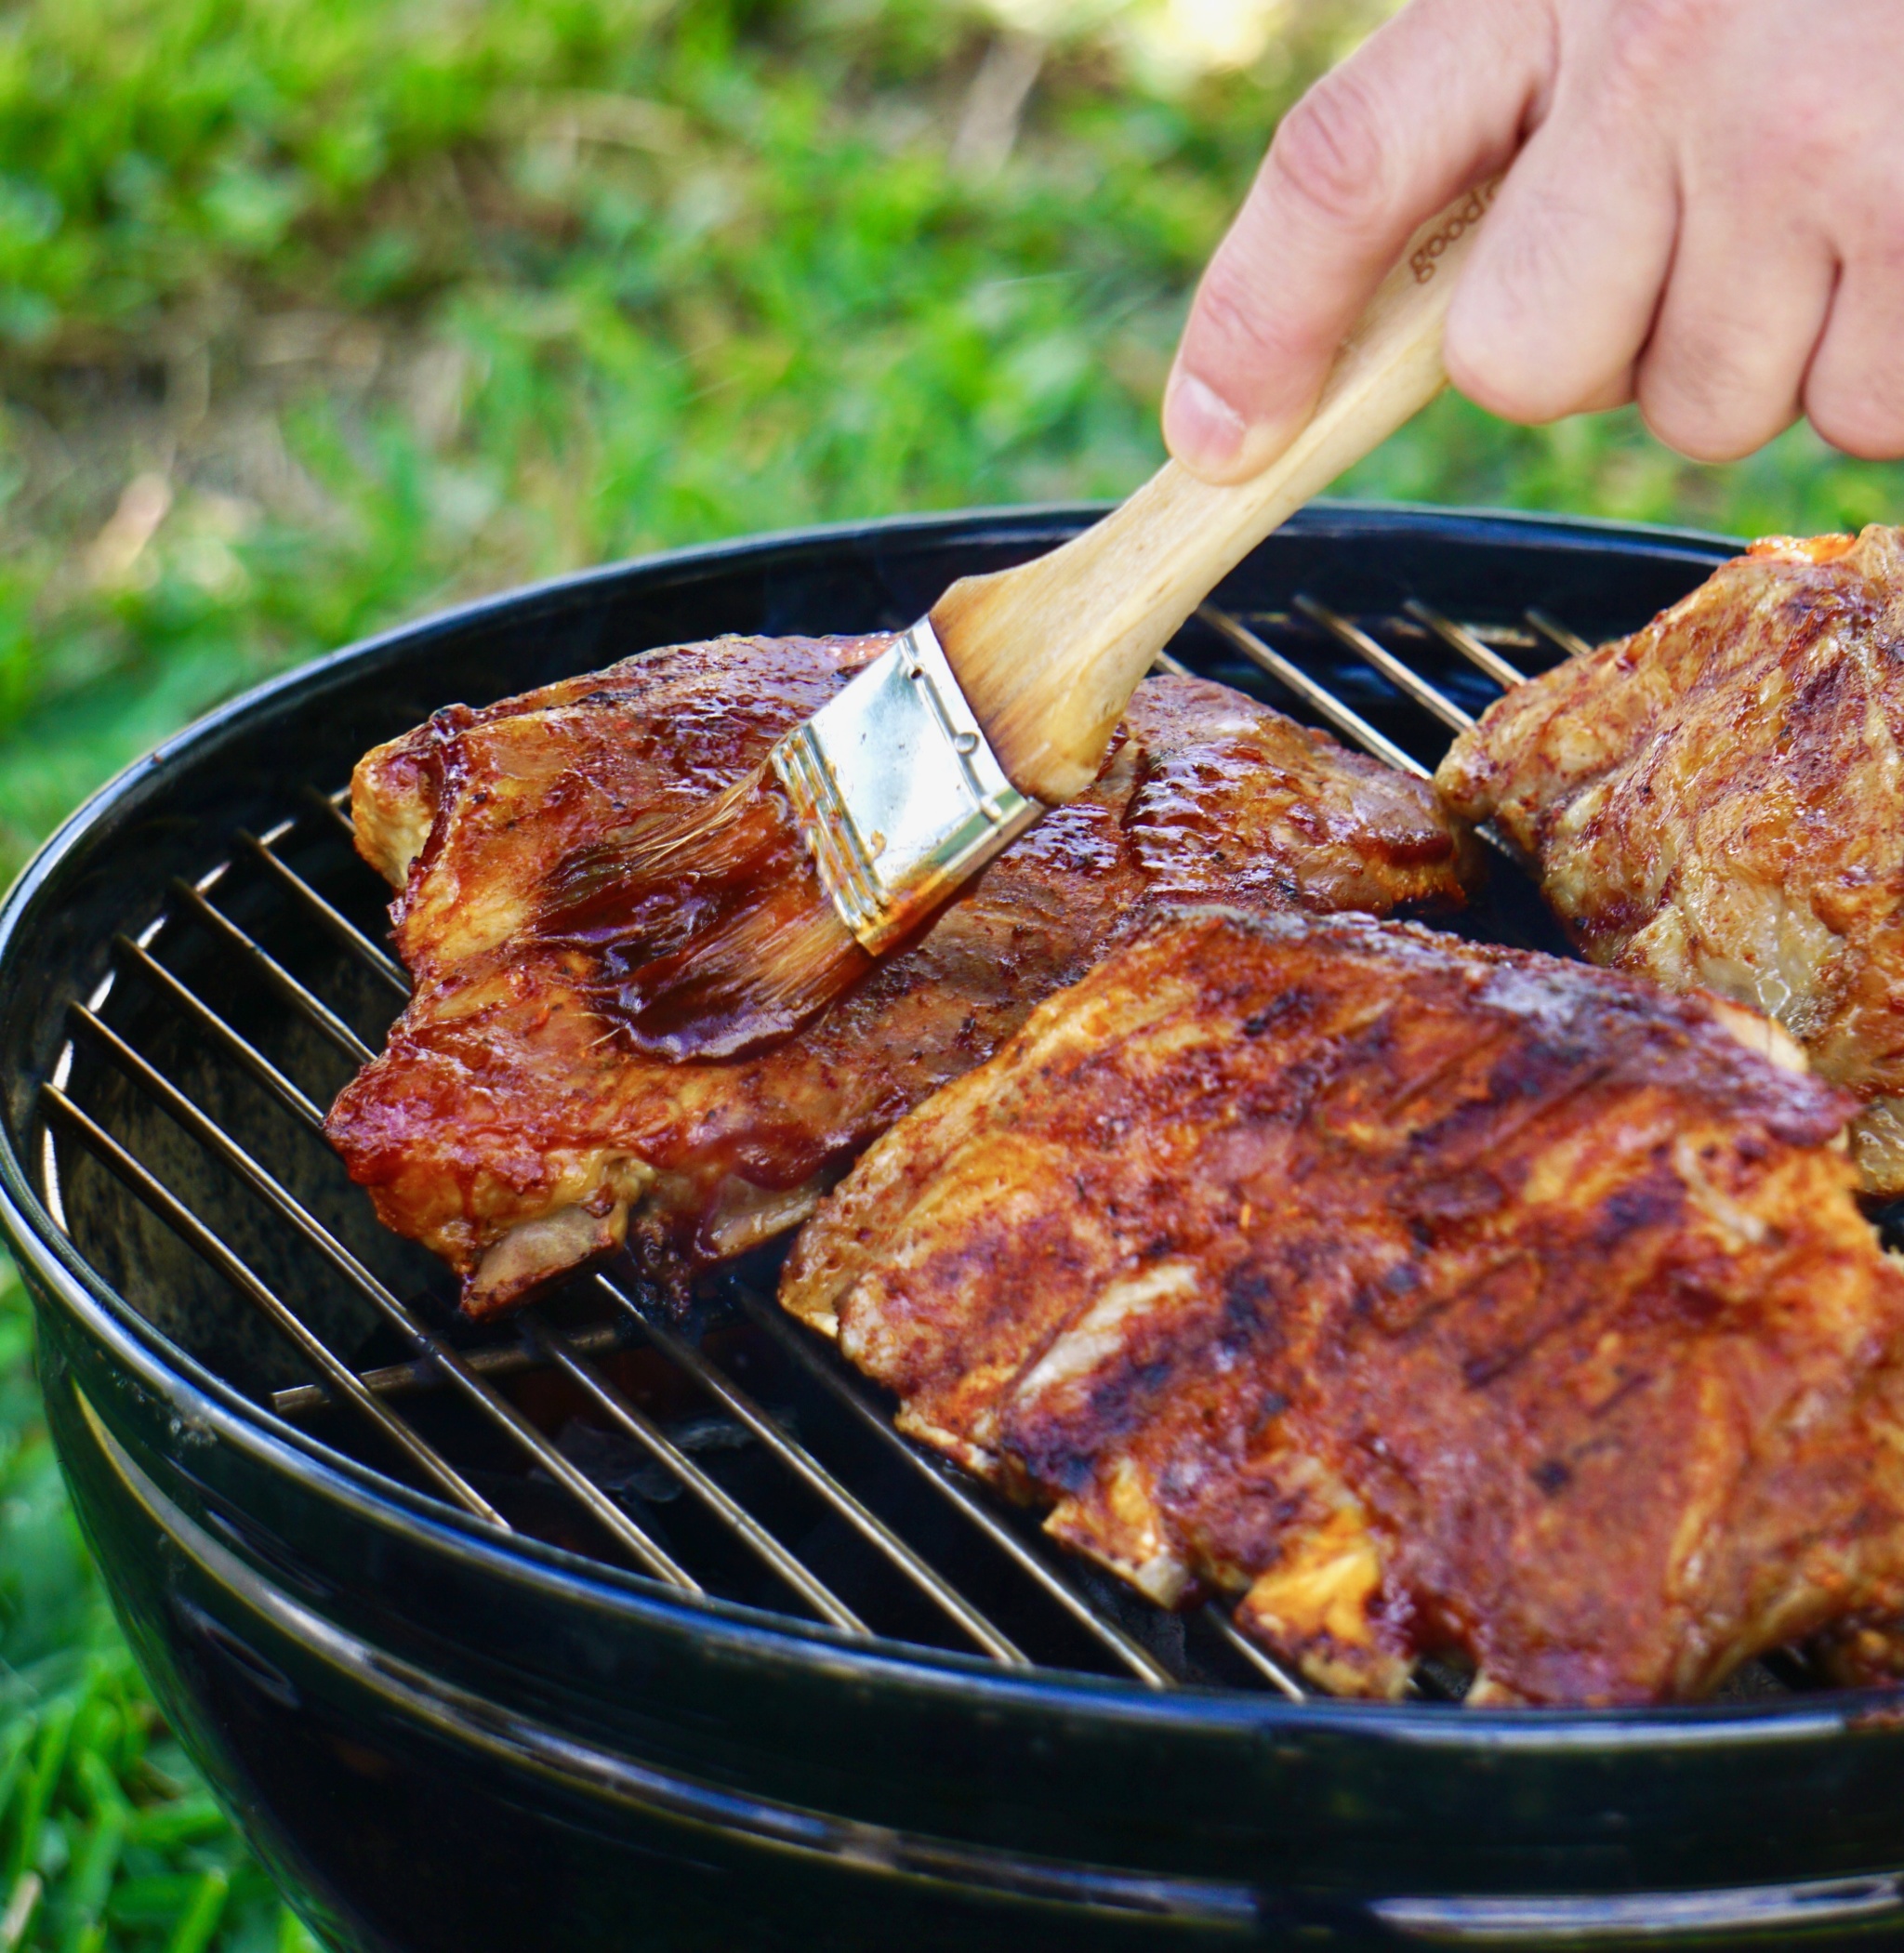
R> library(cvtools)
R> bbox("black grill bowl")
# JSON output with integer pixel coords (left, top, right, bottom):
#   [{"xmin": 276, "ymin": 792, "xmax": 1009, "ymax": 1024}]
[{"xmin": 7, "ymin": 504, "xmax": 1904, "ymax": 1952}]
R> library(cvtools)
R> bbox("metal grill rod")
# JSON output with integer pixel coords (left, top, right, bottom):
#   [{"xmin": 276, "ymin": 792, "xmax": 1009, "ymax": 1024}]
[
  {"xmin": 168, "ymin": 878, "xmax": 374, "ymax": 1064},
  {"xmin": 237, "ymin": 831, "xmax": 409, "ymax": 995},
  {"xmin": 38, "ymin": 1080, "xmax": 503, "ymax": 1524},
  {"xmin": 1197, "ymin": 607, "xmax": 1428, "ymax": 778},
  {"xmin": 1200, "ymin": 1606, "xmax": 1305, "ymax": 1700},
  {"xmin": 599, "ymin": 1276, "xmax": 1032, "ymax": 1667},
  {"xmin": 61, "ymin": 994, "xmax": 696, "ymax": 1588},
  {"xmin": 301, "ymin": 784, "xmax": 361, "ymax": 840},
  {"xmin": 87, "ymin": 924, "xmax": 875, "ymax": 1629},
  {"xmin": 1295, "ymin": 597, "xmax": 1476, "ymax": 736},
  {"xmin": 1403, "ymin": 600, "xmax": 1528, "ymax": 691},
  {"xmin": 1527, "ymin": 608, "xmax": 1594, "ymax": 661},
  {"xmin": 112, "ymin": 932, "xmax": 326, "ymax": 1128},
  {"xmin": 272, "ymin": 1318, "xmax": 639, "ymax": 1413},
  {"xmin": 189, "ymin": 832, "xmax": 1054, "ymax": 1671},
  {"xmin": 1199, "ymin": 601, "xmax": 1538, "ymax": 876},
  {"xmin": 730, "ymin": 1286, "xmax": 1175, "ymax": 1689},
  {"xmin": 522, "ymin": 1309, "xmax": 867, "ymax": 1632}
]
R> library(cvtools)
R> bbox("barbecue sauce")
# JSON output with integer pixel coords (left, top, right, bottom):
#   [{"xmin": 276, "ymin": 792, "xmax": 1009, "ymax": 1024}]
[{"xmin": 533, "ymin": 765, "xmax": 873, "ymax": 1062}]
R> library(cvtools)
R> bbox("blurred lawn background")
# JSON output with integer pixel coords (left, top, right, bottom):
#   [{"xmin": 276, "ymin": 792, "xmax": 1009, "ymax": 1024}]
[{"xmin": 3, "ymin": 0, "xmax": 1904, "ymax": 1944}]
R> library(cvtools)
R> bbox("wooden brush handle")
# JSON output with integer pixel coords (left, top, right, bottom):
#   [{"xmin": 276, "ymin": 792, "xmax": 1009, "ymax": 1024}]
[{"xmin": 932, "ymin": 180, "xmax": 1500, "ymax": 804}]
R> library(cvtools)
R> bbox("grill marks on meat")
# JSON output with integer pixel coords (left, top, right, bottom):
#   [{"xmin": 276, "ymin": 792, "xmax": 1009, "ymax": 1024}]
[
  {"xmin": 327, "ymin": 635, "xmax": 1476, "ymax": 1316},
  {"xmin": 781, "ymin": 909, "xmax": 1904, "ymax": 1707},
  {"xmin": 1436, "ymin": 526, "xmax": 1904, "ymax": 1195}
]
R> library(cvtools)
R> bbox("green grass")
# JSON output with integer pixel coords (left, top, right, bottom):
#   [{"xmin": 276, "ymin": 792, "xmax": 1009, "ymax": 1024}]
[
  {"xmin": 6, "ymin": 0, "xmax": 1904, "ymax": 1942},
  {"xmin": 0, "ymin": 1276, "xmax": 324, "ymax": 1950}
]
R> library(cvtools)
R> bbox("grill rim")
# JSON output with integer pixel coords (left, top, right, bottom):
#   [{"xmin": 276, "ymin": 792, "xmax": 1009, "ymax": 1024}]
[{"xmin": 11, "ymin": 495, "xmax": 1894, "ymax": 1738}]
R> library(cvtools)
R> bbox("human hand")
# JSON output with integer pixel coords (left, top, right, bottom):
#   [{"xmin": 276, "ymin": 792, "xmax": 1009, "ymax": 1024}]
[{"xmin": 1163, "ymin": 0, "xmax": 1904, "ymax": 481}]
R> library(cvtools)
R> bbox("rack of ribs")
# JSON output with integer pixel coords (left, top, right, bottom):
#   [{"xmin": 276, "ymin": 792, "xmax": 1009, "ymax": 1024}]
[
  {"xmin": 782, "ymin": 907, "xmax": 1904, "ymax": 1706},
  {"xmin": 1437, "ymin": 525, "xmax": 1904, "ymax": 1195},
  {"xmin": 326, "ymin": 635, "xmax": 1478, "ymax": 1315}
]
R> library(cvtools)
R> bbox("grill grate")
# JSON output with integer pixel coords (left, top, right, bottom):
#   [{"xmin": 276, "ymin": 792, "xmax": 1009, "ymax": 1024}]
[{"xmin": 33, "ymin": 594, "xmax": 1784, "ymax": 1705}]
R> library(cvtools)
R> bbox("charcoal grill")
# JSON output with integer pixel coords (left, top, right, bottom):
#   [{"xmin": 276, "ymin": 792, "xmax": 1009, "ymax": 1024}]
[{"xmin": 7, "ymin": 502, "xmax": 1904, "ymax": 1952}]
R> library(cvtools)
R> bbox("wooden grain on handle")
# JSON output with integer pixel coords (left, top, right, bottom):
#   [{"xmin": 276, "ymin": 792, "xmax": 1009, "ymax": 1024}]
[{"xmin": 932, "ymin": 180, "xmax": 1500, "ymax": 804}]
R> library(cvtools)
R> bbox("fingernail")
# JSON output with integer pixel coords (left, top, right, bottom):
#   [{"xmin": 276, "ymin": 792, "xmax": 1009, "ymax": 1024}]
[{"xmin": 1163, "ymin": 368, "xmax": 1249, "ymax": 477}]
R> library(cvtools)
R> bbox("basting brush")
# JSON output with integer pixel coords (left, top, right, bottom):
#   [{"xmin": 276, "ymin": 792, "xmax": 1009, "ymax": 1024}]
[{"xmin": 536, "ymin": 182, "xmax": 1500, "ymax": 1062}]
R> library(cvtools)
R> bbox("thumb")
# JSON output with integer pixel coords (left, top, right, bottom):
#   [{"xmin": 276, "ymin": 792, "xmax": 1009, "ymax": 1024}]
[{"xmin": 1164, "ymin": 0, "xmax": 1554, "ymax": 484}]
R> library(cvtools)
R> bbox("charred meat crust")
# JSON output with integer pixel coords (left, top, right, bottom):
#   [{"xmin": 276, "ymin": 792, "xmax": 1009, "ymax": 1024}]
[
  {"xmin": 1437, "ymin": 524, "xmax": 1904, "ymax": 1194},
  {"xmin": 782, "ymin": 907, "xmax": 1904, "ymax": 1708}
]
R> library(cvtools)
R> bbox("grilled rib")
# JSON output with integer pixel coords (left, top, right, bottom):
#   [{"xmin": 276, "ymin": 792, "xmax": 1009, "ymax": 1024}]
[
  {"xmin": 1437, "ymin": 526, "xmax": 1904, "ymax": 1194},
  {"xmin": 782, "ymin": 908, "xmax": 1904, "ymax": 1707},
  {"xmin": 327, "ymin": 635, "xmax": 1477, "ymax": 1315}
]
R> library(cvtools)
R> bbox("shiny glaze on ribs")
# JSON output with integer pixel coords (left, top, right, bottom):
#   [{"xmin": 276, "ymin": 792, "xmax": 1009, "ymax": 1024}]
[
  {"xmin": 326, "ymin": 636, "xmax": 1476, "ymax": 1315},
  {"xmin": 1438, "ymin": 526, "xmax": 1904, "ymax": 1194},
  {"xmin": 783, "ymin": 908, "xmax": 1904, "ymax": 1707}
]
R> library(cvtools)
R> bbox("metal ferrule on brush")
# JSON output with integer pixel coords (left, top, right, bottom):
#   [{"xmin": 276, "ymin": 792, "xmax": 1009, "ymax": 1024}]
[{"xmin": 770, "ymin": 619, "xmax": 1043, "ymax": 956}]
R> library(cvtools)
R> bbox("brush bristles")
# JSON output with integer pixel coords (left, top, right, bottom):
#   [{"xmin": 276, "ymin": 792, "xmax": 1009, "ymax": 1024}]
[
  {"xmin": 609, "ymin": 889, "xmax": 871, "ymax": 1061},
  {"xmin": 530, "ymin": 763, "xmax": 874, "ymax": 1062}
]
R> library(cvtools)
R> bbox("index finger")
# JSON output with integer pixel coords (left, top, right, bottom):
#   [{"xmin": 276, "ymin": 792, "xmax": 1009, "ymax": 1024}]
[{"xmin": 1163, "ymin": 0, "xmax": 1552, "ymax": 483}]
